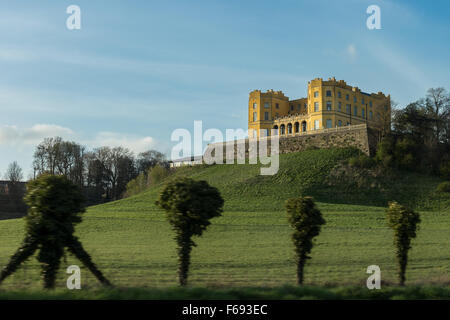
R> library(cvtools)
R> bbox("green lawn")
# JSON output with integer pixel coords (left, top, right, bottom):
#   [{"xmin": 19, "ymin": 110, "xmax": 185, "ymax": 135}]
[
  {"xmin": 0, "ymin": 204, "xmax": 448, "ymax": 290},
  {"xmin": 0, "ymin": 148, "xmax": 448, "ymax": 294}
]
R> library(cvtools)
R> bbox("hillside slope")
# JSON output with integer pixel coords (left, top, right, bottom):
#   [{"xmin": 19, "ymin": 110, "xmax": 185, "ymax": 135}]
[{"xmin": 91, "ymin": 148, "xmax": 446, "ymax": 214}]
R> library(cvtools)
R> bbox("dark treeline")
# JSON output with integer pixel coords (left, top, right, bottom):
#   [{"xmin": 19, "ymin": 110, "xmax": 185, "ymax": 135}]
[
  {"xmin": 32, "ymin": 137, "xmax": 168, "ymax": 204},
  {"xmin": 377, "ymin": 87, "xmax": 450, "ymax": 177}
]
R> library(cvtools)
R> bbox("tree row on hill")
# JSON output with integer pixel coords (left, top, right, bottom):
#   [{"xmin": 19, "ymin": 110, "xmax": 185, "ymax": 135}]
[
  {"xmin": 31, "ymin": 137, "xmax": 168, "ymax": 204},
  {"xmin": 377, "ymin": 87, "xmax": 450, "ymax": 176}
]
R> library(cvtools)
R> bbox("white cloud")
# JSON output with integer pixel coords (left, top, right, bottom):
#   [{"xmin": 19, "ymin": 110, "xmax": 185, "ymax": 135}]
[
  {"xmin": 0, "ymin": 45, "xmax": 310, "ymax": 91},
  {"xmin": 0, "ymin": 124, "xmax": 159, "ymax": 155},
  {"xmin": 0, "ymin": 124, "xmax": 163, "ymax": 178},
  {"xmin": 0, "ymin": 124, "xmax": 74, "ymax": 145},
  {"xmin": 87, "ymin": 132, "xmax": 158, "ymax": 154},
  {"xmin": 347, "ymin": 44, "xmax": 357, "ymax": 58},
  {"xmin": 0, "ymin": 47, "xmax": 35, "ymax": 62}
]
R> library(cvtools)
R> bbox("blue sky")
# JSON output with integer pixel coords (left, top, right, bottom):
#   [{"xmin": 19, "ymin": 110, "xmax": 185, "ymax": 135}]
[{"xmin": 0, "ymin": 0, "xmax": 449, "ymax": 178}]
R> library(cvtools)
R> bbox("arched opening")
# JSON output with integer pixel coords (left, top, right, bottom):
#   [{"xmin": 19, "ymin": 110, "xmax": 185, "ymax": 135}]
[
  {"xmin": 301, "ymin": 121, "xmax": 307, "ymax": 132},
  {"xmin": 287, "ymin": 123, "xmax": 292, "ymax": 134},
  {"xmin": 273, "ymin": 125, "xmax": 278, "ymax": 135},
  {"xmin": 294, "ymin": 122, "xmax": 299, "ymax": 133},
  {"xmin": 280, "ymin": 124, "xmax": 285, "ymax": 135}
]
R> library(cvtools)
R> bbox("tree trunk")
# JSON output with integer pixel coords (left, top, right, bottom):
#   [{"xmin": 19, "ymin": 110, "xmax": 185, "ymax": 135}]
[
  {"xmin": 177, "ymin": 233, "xmax": 192, "ymax": 286},
  {"xmin": 296, "ymin": 252, "xmax": 307, "ymax": 285}
]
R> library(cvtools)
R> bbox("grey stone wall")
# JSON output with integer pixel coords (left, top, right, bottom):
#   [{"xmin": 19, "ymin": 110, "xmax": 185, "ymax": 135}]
[
  {"xmin": 277, "ymin": 126, "xmax": 372, "ymax": 155},
  {"xmin": 204, "ymin": 125, "xmax": 378, "ymax": 162}
]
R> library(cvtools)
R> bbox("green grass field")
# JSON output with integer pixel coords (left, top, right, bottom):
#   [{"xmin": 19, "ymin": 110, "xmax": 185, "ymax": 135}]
[{"xmin": 0, "ymin": 148, "xmax": 449, "ymax": 297}]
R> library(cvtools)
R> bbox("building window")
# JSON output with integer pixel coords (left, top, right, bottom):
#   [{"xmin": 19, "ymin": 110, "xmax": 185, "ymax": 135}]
[
  {"xmin": 346, "ymin": 94, "xmax": 349, "ymax": 101},
  {"xmin": 347, "ymin": 121, "xmax": 350, "ymax": 126},
  {"xmin": 338, "ymin": 91, "xmax": 341, "ymax": 98},
  {"xmin": 326, "ymin": 101, "xmax": 332, "ymax": 111},
  {"xmin": 253, "ymin": 112, "xmax": 257, "ymax": 122},
  {"xmin": 354, "ymin": 106, "xmax": 358, "ymax": 116},
  {"xmin": 264, "ymin": 102, "xmax": 270, "ymax": 108},
  {"xmin": 338, "ymin": 120, "xmax": 342, "ymax": 126},
  {"xmin": 353, "ymin": 96, "xmax": 357, "ymax": 103},
  {"xmin": 253, "ymin": 103, "xmax": 257, "ymax": 109},
  {"xmin": 385, "ymin": 105, "xmax": 388, "ymax": 111},
  {"xmin": 314, "ymin": 91, "xmax": 319, "ymax": 98},
  {"xmin": 302, "ymin": 121, "xmax": 307, "ymax": 132},
  {"xmin": 369, "ymin": 101, "xmax": 373, "ymax": 107},
  {"xmin": 297, "ymin": 104, "xmax": 301, "ymax": 111},
  {"xmin": 362, "ymin": 98, "xmax": 365, "ymax": 105},
  {"xmin": 314, "ymin": 102, "xmax": 319, "ymax": 112},
  {"xmin": 346, "ymin": 104, "xmax": 351, "ymax": 114},
  {"xmin": 362, "ymin": 109, "xmax": 365, "ymax": 118},
  {"xmin": 338, "ymin": 102, "xmax": 342, "ymax": 111},
  {"xmin": 275, "ymin": 103, "xmax": 279, "ymax": 109},
  {"xmin": 264, "ymin": 112, "xmax": 269, "ymax": 120},
  {"xmin": 326, "ymin": 119, "xmax": 332, "ymax": 128},
  {"xmin": 314, "ymin": 120, "xmax": 320, "ymax": 130},
  {"xmin": 290, "ymin": 105, "xmax": 294, "ymax": 111},
  {"xmin": 326, "ymin": 90, "xmax": 332, "ymax": 97},
  {"xmin": 369, "ymin": 111, "xmax": 373, "ymax": 120}
]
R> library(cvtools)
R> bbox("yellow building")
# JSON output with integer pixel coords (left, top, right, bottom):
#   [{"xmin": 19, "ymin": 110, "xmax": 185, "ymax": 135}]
[{"xmin": 248, "ymin": 77, "xmax": 391, "ymax": 138}]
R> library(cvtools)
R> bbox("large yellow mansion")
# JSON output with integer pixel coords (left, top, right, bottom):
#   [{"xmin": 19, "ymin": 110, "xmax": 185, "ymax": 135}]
[{"xmin": 248, "ymin": 77, "xmax": 391, "ymax": 138}]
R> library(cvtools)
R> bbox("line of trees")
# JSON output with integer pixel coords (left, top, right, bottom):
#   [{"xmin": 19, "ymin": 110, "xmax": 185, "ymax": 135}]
[
  {"xmin": 156, "ymin": 177, "xmax": 420, "ymax": 287},
  {"xmin": 376, "ymin": 87, "xmax": 450, "ymax": 175},
  {"xmin": 32, "ymin": 137, "xmax": 168, "ymax": 203}
]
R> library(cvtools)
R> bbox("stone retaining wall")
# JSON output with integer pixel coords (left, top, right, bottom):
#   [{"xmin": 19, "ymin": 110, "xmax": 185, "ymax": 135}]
[{"xmin": 204, "ymin": 124, "xmax": 379, "ymax": 161}]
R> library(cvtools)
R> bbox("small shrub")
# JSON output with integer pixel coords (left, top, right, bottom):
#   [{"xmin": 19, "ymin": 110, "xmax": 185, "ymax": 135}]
[
  {"xmin": 348, "ymin": 155, "xmax": 376, "ymax": 169},
  {"xmin": 148, "ymin": 165, "xmax": 170, "ymax": 186},
  {"xmin": 125, "ymin": 172, "xmax": 147, "ymax": 197},
  {"xmin": 156, "ymin": 177, "xmax": 224, "ymax": 286},
  {"xmin": 285, "ymin": 196, "xmax": 325, "ymax": 285},
  {"xmin": 440, "ymin": 161, "xmax": 450, "ymax": 180},
  {"xmin": 386, "ymin": 201, "xmax": 420, "ymax": 286},
  {"xmin": 125, "ymin": 165, "xmax": 171, "ymax": 197},
  {"xmin": 436, "ymin": 181, "xmax": 450, "ymax": 193}
]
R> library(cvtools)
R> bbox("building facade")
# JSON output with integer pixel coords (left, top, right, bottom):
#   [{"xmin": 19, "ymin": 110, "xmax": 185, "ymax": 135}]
[{"xmin": 248, "ymin": 77, "xmax": 391, "ymax": 138}]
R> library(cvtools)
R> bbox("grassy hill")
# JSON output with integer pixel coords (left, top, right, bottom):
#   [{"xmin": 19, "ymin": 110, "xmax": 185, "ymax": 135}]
[
  {"xmin": 96, "ymin": 148, "xmax": 446, "ymax": 213},
  {"xmin": 0, "ymin": 148, "xmax": 449, "ymax": 293}
]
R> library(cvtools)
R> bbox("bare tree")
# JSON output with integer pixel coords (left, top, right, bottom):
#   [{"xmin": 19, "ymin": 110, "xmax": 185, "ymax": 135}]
[
  {"xmin": 88, "ymin": 146, "xmax": 136, "ymax": 200},
  {"xmin": 5, "ymin": 161, "xmax": 23, "ymax": 183},
  {"xmin": 33, "ymin": 137, "xmax": 86, "ymax": 187},
  {"xmin": 374, "ymin": 100, "xmax": 394, "ymax": 142},
  {"xmin": 425, "ymin": 87, "xmax": 450, "ymax": 144}
]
